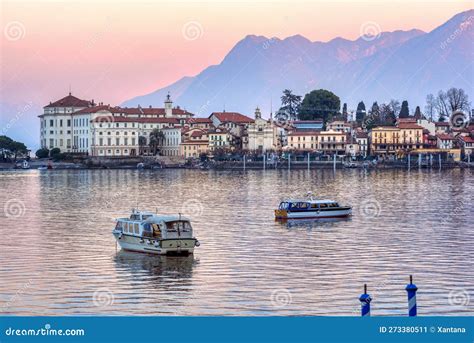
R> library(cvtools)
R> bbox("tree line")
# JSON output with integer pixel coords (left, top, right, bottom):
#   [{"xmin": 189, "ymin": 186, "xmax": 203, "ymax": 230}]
[{"xmin": 276, "ymin": 87, "xmax": 471, "ymax": 128}]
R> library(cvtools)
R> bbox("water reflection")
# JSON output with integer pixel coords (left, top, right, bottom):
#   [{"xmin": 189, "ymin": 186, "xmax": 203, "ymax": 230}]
[
  {"xmin": 114, "ymin": 251, "xmax": 196, "ymax": 281},
  {"xmin": 277, "ymin": 217, "xmax": 352, "ymax": 230}
]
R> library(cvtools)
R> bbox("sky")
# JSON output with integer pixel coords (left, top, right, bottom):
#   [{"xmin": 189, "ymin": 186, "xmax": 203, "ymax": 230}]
[{"xmin": 0, "ymin": 0, "xmax": 473, "ymax": 147}]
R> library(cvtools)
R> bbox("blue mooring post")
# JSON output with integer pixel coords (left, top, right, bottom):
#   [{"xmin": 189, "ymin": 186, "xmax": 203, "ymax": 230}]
[
  {"xmin": 405, "ymin": 275, "xmax": 418, "ymax": 317},
  {"xmin": 359, "ymin": 284, "xmax": 372, "ymax": 317}
]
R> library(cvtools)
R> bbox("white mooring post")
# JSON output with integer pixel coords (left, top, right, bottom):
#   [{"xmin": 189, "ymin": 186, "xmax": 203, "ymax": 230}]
[
  {"xmin": 263, "ymin": 154, "xmax": 266, "ymax": 170},
  {"xmin": 307, "ymin": 152, "xmax": 310, "ymax": 171},
  {"xmin": 439, "ymin": 154, "xmax": 441, "ymax": 169},
  {"xmin": 408, "ymin": 153, "xmax": 411, "ymax": 170},
  {"xmin": 333, "ymin": 154, "xmax": 336, "ymax": 171},
  {"xmin": 288, "ymin": 153, "xmax": 291, "ymax": 170},
  {"xmin": 243, "ymin": 154, "xmax": 246, "ymax": 171}
]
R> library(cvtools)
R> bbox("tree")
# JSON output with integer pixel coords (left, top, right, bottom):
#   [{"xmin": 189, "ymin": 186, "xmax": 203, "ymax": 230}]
[
  {"xmin": 399, "ymin": 100, "xmax": 410, "ymax": 118},
  {"xmin": 280, "ymin": 89, "xmax": 302, "ymax": 121},
  {"xmin": 0, "ymin": 135, "xmax": 28, "ymax": 160},
  {"xmin": 149, "ymin": 128, "xmax": 165, "ymax": 155},
  {"xmin": 363, "ymin": 102, "xmax": 380, "ymax": 130},
  {"xmin": 425, "ymin": 94, "xmax": 436, "ymax": 121},
  {"xmin": 355, "ymin": 101, "xmax": 366, "ymax": 126},
  {"xmin": 298, "ymin": 89, "xmax": 340, "ymax": 125},
  {"xmin": 342, "ymin": 103, "xmax": 348, "ymax": 120},
  {"xmin": 389, "ymin": 99, "xmax": 401, "ymax": 117},
  {"xmin": 138, "ymin": 136, "xmax": 147, "ymax": 155},
  {"xmin": 380, "ymin": 103, "xmax": 397, "ymax": 126},
  {"xmin": 50, "ymin": 147, "xmax": 61, "ymax": 157},
  {"xmin": 446, "ymin": 87, "xmax": 470, "ymax": 113},
  {"xmin": 36, "ymin": 148, "xmax": 49, "ymax": 159},
  {"xmin": 414, "ymin": 106, "xmax": 422, "ymax": 120},
  {"xmin": 436, "ymin": 90, "xmax": 450, "ymax": 118}
]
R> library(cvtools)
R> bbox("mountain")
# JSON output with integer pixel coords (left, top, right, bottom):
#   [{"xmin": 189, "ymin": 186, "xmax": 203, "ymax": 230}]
[{"xmin": 122, "ymin": 10, "xmax": 473, "ymax": 117}]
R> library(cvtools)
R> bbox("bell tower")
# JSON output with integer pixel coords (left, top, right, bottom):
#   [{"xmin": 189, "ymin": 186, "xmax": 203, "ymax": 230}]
[
  {"xmin": 165, "ymin": 92, "xmax": 173, "ymax": 117},
  {"xmin": 255, "ymin": 107, "xmax": 262, "ymax": 120}
]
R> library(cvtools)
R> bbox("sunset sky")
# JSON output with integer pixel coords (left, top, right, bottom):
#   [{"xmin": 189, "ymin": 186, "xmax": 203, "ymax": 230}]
[{"xmin": 2, "ymin": 0, "xmax": 473, "ymax": 107}]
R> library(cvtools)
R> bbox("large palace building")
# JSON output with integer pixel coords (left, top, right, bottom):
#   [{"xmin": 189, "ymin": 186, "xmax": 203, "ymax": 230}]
[{"xmin": 39, "ymin": 93, "xmax": 194, "ymax": 156}]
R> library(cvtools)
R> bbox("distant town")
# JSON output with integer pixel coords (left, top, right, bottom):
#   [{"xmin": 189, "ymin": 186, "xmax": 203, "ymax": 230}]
[{"xmin": 1, "ymin": 87, "xmax": 473, "ymax": 168}]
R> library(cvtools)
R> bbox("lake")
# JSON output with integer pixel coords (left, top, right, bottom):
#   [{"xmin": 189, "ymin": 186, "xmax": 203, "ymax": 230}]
[{"xmin": 0, "ymin": 168, "xmax": 472, "ymax": 316}]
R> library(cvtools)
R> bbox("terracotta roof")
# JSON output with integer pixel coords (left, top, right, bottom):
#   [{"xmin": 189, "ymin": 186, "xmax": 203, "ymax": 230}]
[
  {"xmin": 92, "ymin": 116, "xmax": 179, "ymax": 124},
  {"xmin": 461, "ymin": 136, "xmax": 474, "ymax": 143},
  {"xmin": 288, "ymin": 131, "xmax": 320, "ymax": 136},
  {"xmin": 435, "ymin": 122, "xmax": 450, "ymax": 126},
  {"xmin": 436, "ymin": 134, "xmax": 454, "ymax": 140},
  {"xmin": 187, "ymin": 117, "xmax": 213, "ymax": 124},
  {"xmin": 211, "ymin": 112, "xmax": 254, "ymax": 123},
  {"xmin": 398, "ymin": 117, "xmax": 417, "ymax": 123},
  {"xmin": 398, "ymin": 123, "xmax": 423, "ymax": 130},
  {"xmin": 355, "ymin": 132, "xmax": 368, "ymax": 139},
  {"xmin": 45, "ymin": 93, "xmax": 92, "ymax": 108},
  {"xmin": 73, "ymin": 105, "xmax": 112, "ymax": 114}
]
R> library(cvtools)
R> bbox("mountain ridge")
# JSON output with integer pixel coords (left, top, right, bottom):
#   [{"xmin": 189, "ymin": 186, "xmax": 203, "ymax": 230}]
[{"xmin": 122, "ymin": 9, "xmax": 473, "ymax": 117}]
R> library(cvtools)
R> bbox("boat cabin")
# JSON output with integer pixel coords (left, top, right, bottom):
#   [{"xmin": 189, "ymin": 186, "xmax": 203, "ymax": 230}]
[
  {"xmin": 115, "ymin": 211, "xmax": 193, "ymax": 239},
  {"xmin": 278, "ymin": 200, "xmax": 342, "ymax": 211}
]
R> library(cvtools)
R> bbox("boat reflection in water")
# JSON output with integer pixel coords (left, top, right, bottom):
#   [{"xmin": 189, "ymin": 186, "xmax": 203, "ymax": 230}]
[
  {"xmin": 277, "ymin": 216, "xmax": 352, "ymax": 230},
  {"xmin": 114, "ymin": 250, "xmax": 196, "ymax": 281}
]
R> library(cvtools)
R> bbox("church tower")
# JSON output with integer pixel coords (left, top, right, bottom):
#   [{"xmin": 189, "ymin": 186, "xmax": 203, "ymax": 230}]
[
  {"xmin": 255, "ymin": 107, "xmax": 262, "ymax": 120},
  {"xmin": 165, "ymin": 92, "xmax": 173, "ymax": 117}
]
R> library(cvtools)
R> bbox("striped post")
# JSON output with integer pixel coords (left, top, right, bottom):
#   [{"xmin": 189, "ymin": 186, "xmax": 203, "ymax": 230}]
[
  {"xmin": 359, "ymin": 284, "xmax": 372, "ymax": 317},
  {"xmin": 405, "ymin": 275, "xmax": 418, "ymax": 317}
]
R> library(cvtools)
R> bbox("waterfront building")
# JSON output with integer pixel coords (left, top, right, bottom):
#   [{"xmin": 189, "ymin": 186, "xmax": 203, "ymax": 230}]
[
  {"xmin": 186, "ymin": 117, "xmax": 213, "ymax": 130},
  {"xmin": 287, "ymin": 131, "xmax": 319, "ymax": 151},
  {"xmin": 40, "ymin": 93, "xmax": 194, "ymax": 156},
  {"xmin": 180, "ymin": 129, "xmax": 210, "ymax": 158},
  {"xmin": 397, "ymin": 123, "xmax": 424, "ymax": 150},
  {"xmin": 327, "ymin": 120, "xmax": 352, "ymax": 133},
  {"xmin": 435, "ymin": 122, "xmax": 450, "ymax": 134},
  {"xmin": 39, "ymin": 93, "xmax": 94, "ymax": 153},
  {"xmin": 369, "ymin": 126, "xmax": 400, "ymax": 155},
  {"xmin": 318, "ymin": 130, "xmax": 346, "ymax": 155},
  {"xmin": 208, "ymin": 127, "xmax": 233, "ymax": 152},
  {"xmin": 291, "ymin": 120, "xmax": 323, "ymax": 131},
  {"xmin": 436, "ymin": 134, "xmax": 454, "ymax": 150},
  {"xmin": 355, "ymin": 131, "xmax": 368, "ymax": 157},
  {"xmin": 246, "ymin": 107, "xmax": 275, "ymax": 152},
  {"xmin": 457, "ymin": 135, "xmax": 474, "ymax": 157},
  {"xmin": 345, "ymin": 137, "xmax": 360, "ymax": 157},
  {"xmin": 209, "ymin": 111, "xmax": 254, "ymax": 138}
]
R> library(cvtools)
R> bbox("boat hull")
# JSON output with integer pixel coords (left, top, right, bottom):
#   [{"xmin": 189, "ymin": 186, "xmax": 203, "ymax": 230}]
[
  {"xmin": 113, "ymin": 231, "xmax": 197, "ymax": 255},
  {"xmin": 275, "ymin": 207, "xmax": 352, "ymax": 219}
]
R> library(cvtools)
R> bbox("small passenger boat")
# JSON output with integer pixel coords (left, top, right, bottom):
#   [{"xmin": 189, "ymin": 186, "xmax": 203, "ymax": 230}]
[
  {"xmin": 275, "ymin": 193, "xmax": 351, "ymax": 220},
  {"xmin": 112, "ymin": 209, "xmax": 200, "ymax": 255}
]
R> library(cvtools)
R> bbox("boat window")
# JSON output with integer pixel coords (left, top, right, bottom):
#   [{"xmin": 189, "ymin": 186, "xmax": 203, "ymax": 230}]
[
  {"xmin": 320, "ymin": 203, "xmax": 328, "ymax": 208},
  {"xmin": 142, "ymin": 215, "xmax": 153, "ymax": 220},
  {"xmin": 289, "ymin": 203, "xmax": 299, "ymax": 210},
  {"xmin": 134, "ymin": 223, "xmax": 139, "ymax": 234},
  {"xmin": 310, "ymin": 204, "xmax": 318, "ymax": 209},
  {"xmin": 124, "ymin": 222, "xmax": 129, "ymax": 233},
  {"xmin": 183, "ymin": 222, "xmax": 192, "ymax": 232},
  {"xmin": 143, "ymin": 223, "xmax": 152, "ymax": 232},
  {"xmin": 130, "ymin": 214, "xmax": 140, "ymax": 220},
  {"xmin": 334, "ymin": 203, "xmax": 339, "ymax": 207},
  {"xmin": 115, "ymin": 222, "xmax": 122, "ymax": 230},
  {"xmin": 279, "ymin": 202, "xmax": 288, "ymax": 210},
  {"xmin": 299, "ymin": 202, "xmax": 309, "ymax": 209}
]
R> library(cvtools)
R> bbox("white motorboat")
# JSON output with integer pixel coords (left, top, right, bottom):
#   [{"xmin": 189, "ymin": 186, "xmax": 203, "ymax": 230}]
[
  {"xmin": 275, "ymin": 193, "xmax": 351, "ymax": 220},
  {"xmin": 112, "ymin": 209, "xmax": 200, "ymax": 255}
]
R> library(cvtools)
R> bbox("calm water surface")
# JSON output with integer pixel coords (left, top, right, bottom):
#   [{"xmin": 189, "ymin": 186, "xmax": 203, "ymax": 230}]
[{"xmin": 0, "ymin": 168, "xmax": 473, "ymax": 316}]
